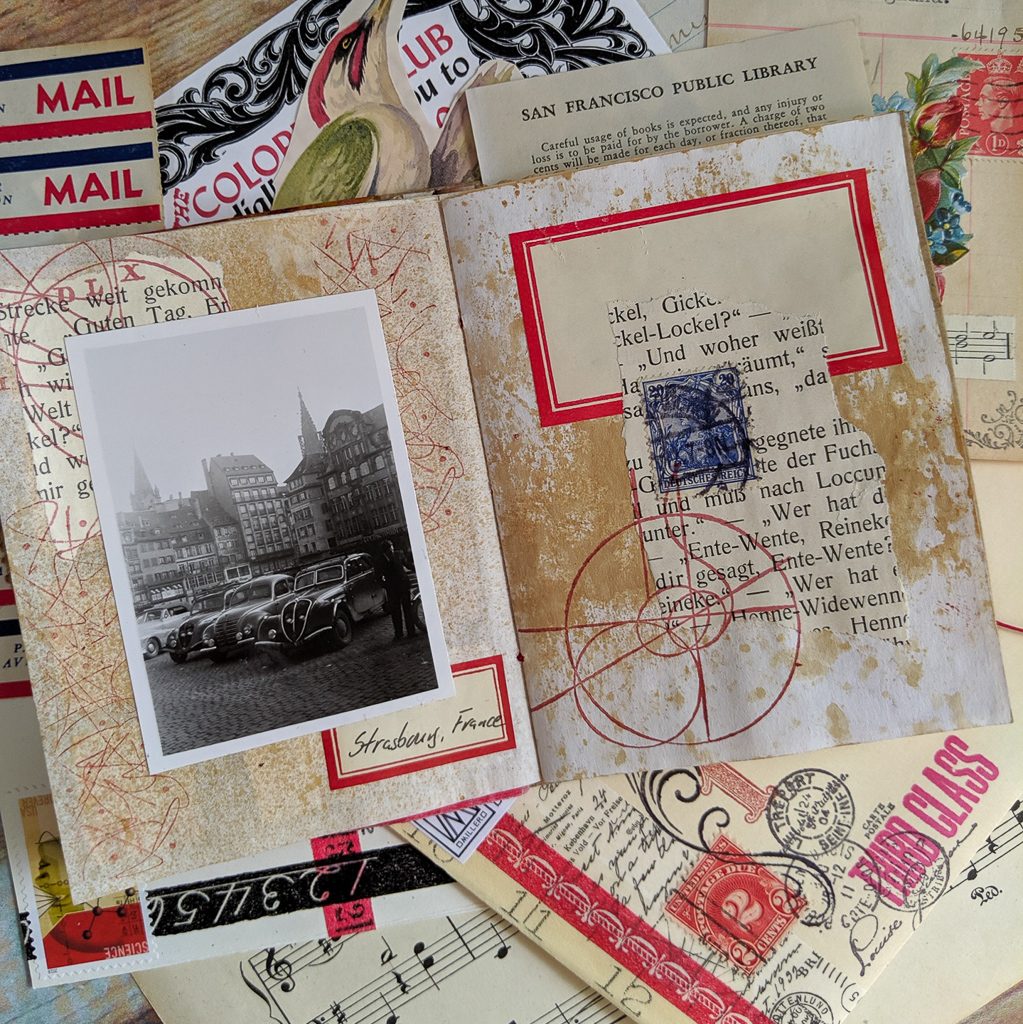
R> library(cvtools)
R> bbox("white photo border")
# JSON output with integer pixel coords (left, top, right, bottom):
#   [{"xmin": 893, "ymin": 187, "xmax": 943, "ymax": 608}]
[{"xmin": 68, "ymin": 291, "xmax": 455, "ymax": 773}]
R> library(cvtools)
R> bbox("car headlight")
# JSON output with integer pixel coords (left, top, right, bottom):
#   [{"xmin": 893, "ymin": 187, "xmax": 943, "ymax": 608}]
[
  {"xmin": 167, "ymin": 634, "xmax": 177, "ymax": 648},
  {"xmin": 243, "ymin": 624, "xmax": 254, "ymax": 637}
]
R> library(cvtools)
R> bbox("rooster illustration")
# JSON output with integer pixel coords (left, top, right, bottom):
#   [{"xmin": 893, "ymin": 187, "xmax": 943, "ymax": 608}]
[{"xmin": 273, "ymin": 0, "xmax": 435, "ymax": 209}]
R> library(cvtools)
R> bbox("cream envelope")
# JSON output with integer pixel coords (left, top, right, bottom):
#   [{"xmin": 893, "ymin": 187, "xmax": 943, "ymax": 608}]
[
  {"xmin": 394, "ymin": 462, "xmax": 1023, "ymax": 1024},
  {"xmin": 846, "ymin": 462, "xmax": 1023, "ymax": 1024}
]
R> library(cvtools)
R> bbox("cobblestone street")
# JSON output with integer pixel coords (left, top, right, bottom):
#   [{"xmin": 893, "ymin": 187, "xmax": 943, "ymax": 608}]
[{"xmin": 147, "ymin": 611, "xmax": 436, "ymax": 755}]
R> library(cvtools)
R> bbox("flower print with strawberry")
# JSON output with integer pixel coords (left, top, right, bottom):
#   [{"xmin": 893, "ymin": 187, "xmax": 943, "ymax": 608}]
[{"xmin": 874, "ymin": 53, "xmax": 983, "ymax": 299}]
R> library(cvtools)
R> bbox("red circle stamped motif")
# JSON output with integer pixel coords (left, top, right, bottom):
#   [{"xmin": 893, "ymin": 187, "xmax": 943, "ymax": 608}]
[{"xmin": 558, "ymin": 509, "xmax": 801, "ymax": 748}]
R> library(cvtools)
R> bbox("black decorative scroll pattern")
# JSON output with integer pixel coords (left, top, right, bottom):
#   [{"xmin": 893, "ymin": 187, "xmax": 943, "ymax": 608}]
[
  {"xmin": 964, "ymin": 389, "xmax": 1023, "ymax": 451},
  {"xmin": 628, "ymin": 770, "xmax": 837, "ymax": 928},
  {"xmin": 405, "ymin": 0, "xmax": 654, "ymax": 73},
  {"xmin": 157, "ymin": 0, "xmax": 355, "ymax": 189},
  {"xmin": 158, "ymin": 0, "xmax": 656, "ymax": 191}
]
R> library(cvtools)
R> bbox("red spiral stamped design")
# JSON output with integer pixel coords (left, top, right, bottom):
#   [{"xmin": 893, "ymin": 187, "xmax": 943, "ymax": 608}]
[
  {"xmin": 666, "ymin": 835, "xmax": 805, "ymax": 975},
  {"xmin": 531, "ymin": 504, "xmax": 801, "ymax": 748}
]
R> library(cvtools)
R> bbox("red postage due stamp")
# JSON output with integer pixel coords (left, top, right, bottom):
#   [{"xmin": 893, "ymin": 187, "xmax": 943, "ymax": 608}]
[
  {"xmin": 666, "ymin": 834, "xmax": 805, "ymax": 975},
  {"xmin": 958, "ymin": 52, "xmax": 1023, "ymax": 158}
]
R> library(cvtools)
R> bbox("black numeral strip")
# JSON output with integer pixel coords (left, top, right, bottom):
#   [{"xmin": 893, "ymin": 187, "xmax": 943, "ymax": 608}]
[{"xmin": 146, "ymin": 844, "xmax": 452, "ymax": 936}]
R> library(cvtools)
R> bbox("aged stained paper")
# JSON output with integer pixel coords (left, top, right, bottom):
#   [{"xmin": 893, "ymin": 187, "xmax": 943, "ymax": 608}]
[
  {"xmin": 0, "ymin": 197, "xmax": 537, "ymax": 900},
  {"xmin": 440, "ymin": 113, "xmax": 1008, "ymax": 780},
  {"xmin": 396, "ymin": 457, "xmax": 1023, "ymax": 1024},
  {"xmin": 615, "ymin": 296, "xmax": 906, "ymax": 642},
  {"xmin": 467, "ymin": 22, "xmax": 871, "ymax": 184},
  {"xmin": 709, "ymin": 1, "xmax": 1023, "ymax": 462}
]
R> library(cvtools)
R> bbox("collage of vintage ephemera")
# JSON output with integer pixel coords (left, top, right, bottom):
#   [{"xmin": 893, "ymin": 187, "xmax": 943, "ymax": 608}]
[{"xmin": 1, "ymin": 1, "xmax": 1022, "ymax": 1023}]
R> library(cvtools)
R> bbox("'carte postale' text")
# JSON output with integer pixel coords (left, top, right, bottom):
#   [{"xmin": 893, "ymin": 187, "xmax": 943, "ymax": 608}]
[{"xmin": 848, "ymin": 734, "xmax": 998, "ymax": 906}]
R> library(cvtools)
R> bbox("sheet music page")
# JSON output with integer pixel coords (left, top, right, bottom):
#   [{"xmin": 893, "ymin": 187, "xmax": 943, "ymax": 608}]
[
  {"xmin": 133, "ymin": 907, "xmax": 627, "ymax": 1024},
  {"xmin": 945, "ymin": 314, "xmax": 1016, "ymax": 381}
]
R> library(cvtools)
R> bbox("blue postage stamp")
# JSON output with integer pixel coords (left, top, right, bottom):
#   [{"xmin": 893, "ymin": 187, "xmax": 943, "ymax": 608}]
[{"xmin": 642, "ymin": 367, "xmax": 755, "ymax": 492}]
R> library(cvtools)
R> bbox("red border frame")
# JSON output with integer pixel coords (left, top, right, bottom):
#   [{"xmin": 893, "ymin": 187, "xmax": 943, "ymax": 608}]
[
  {"xmin": 321, "ymin": 655, "xmax": 515, "ymax": 789},
  {"xmin": 510, "ymin": 170, "xmax": 901, "ymax": 428}
]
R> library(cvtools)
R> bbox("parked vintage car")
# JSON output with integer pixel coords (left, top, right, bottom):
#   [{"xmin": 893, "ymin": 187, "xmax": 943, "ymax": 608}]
[
  {"xmin": 137, "ymin": 602, "xmax": 191, "ymax": 660},
  {"xmin": 166, "ymin": 588, "xmax": 233, "ymax": 664},
  {"xmin": 182, "ymin": 575, "xmax": 294, "ymax": 663},
  {"xmin": 255, "ymin": 553, "xmax": 386, "ymax": 656},
  {"xmin": 409, "ymin": 574, "xmax": 425, "ymax": 632}
]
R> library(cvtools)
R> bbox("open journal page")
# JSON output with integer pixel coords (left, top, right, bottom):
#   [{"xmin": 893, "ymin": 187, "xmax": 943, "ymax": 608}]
[
  {"xmin": 440, "ymin": 113, "xmax": 1008, "ymax": 780},
  {"xmin": 0, "ymin": 197, "xmax": 537, "ymax": 900},
  {"xmin": 710, "ymin": 0, "xmax": 1023, "ymax": 464}
]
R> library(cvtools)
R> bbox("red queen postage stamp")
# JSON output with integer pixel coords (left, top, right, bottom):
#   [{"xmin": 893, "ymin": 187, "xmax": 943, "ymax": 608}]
[{"xmin": 666, "ymin": 834, "xmax": 805, "ymax": 974}]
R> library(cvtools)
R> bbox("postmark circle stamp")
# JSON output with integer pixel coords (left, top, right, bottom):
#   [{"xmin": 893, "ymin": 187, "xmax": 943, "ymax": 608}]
[
  {"xmin": 770, "ymin": 991, "xmax": 835, "ymax": 1024},
  {"xmin": 872, "ymin": 827, "xmax": 950, "ymax": 913},
  {"xmin": 767, "ymin": 769, "xmax": 855, "ymax": 856}
]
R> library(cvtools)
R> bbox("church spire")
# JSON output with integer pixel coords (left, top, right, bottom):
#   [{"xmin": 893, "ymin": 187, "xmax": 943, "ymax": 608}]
[
  {"xmin": 298, "ymin": 390, "xmax": 324, "ymax": 456},
  {"xmin": 131, "ymin": 449, "xmax": 161, "ymax": 511}
]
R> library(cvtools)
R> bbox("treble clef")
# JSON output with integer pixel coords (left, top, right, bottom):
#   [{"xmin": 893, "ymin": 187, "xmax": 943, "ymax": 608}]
[{"xmin": 265, "ymin": 947, "xmax": 295, "ymax": 992}]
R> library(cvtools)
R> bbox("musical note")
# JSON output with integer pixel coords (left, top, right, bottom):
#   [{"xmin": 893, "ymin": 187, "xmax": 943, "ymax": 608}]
[
  {"xmin": 492, "ymin": 922, "xmax": 510, "ymax": 959},
  {"xmin": 945, "ymin": 314, "xmax": 1016, "ymax": 381},
  {"xmin": 1012, "ymin": 798, "xmax": 1023, "ymax": 827},
  {"xmin": 380, "ymin": 937, "xmax": 396, "ymax": 965},
  {"xmin": 966, "ymin": 861, "xmax": 978, "ymax": 881},
  {"xmin": 413, "ymin": 940, "xmax": 439, "ymax": 988},
  {"xmin": 266, "ymin": 947, "xmax": 296, "ymax": 993},
  {"xmin": 381, "ymin": 991, "xmax": 399, "ymax": 1024}
]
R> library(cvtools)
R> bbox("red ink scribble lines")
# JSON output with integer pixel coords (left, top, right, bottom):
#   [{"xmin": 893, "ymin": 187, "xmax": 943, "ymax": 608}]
[
  {"xmin": 313, "ymin": 225, "xmax": 464, "ymax": 533},
  {"xmin": 0, "ymin": 238, "xmax": 227, "ymax": 886},
  {"xmin": 4, "ymin": 501, "xmax": 189, "ymax": 881}
]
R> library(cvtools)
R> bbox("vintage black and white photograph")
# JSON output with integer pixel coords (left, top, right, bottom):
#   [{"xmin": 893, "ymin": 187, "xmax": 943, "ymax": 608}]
[{"xmin": 68, "ymin": 293, "xmax": 453, "ymax": 772}]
